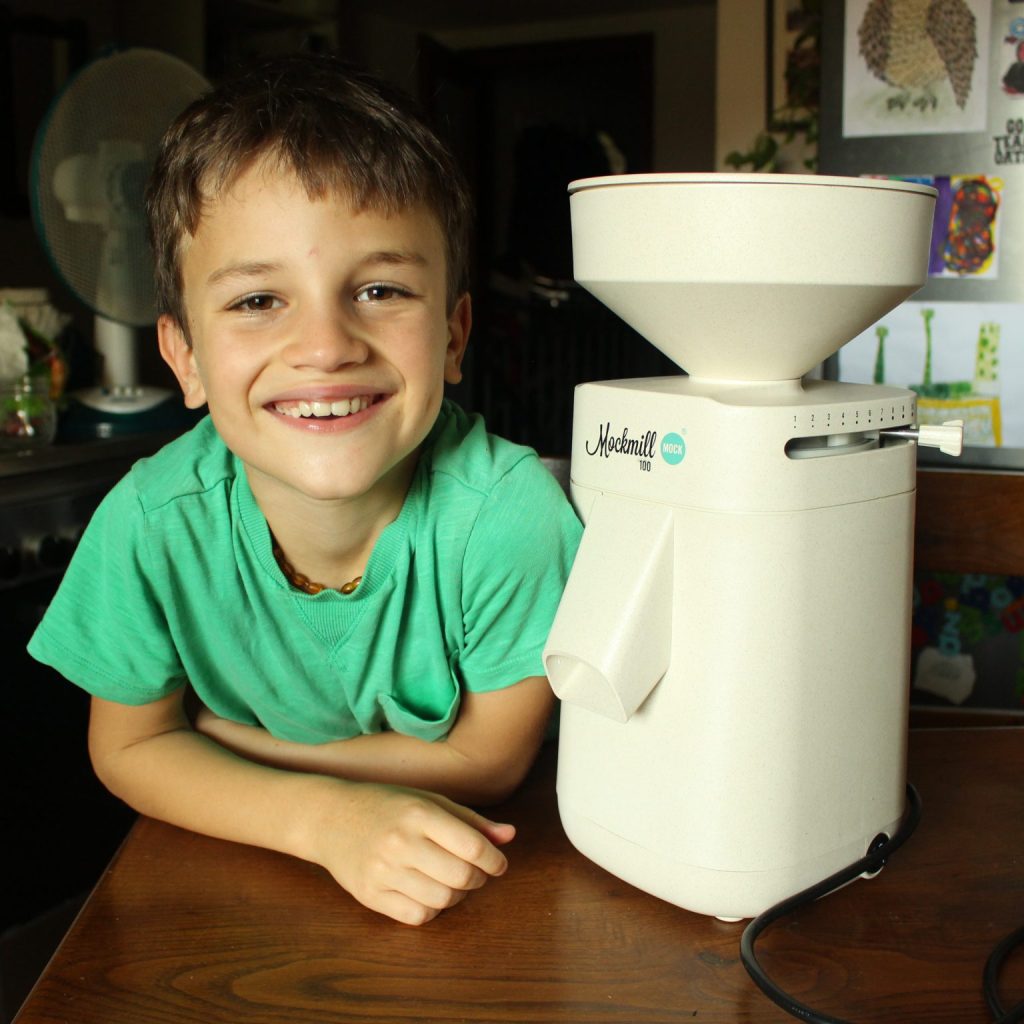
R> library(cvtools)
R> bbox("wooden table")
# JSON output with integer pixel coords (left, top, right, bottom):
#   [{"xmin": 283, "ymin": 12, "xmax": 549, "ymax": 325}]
[{"xmin": 15, "ymin": 728, "xmax": 1024, "ymax": 1023}]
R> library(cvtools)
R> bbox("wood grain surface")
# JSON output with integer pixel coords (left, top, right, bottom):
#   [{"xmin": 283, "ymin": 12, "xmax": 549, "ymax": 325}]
[
  {"xmin": 915, "ymin": 468, "xmax": 1024, "ymax": 576},
  {"xmin": 15, "ymin": 728, "xmax": 1024, "ymax": 1023}
]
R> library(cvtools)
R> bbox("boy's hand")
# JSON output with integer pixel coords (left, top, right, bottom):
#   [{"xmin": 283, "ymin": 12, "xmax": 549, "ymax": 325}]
[
  {"xmin": 308, "ymin": 782, "xmax": 515, "ymax": 926},
  {"xmin": 193, "ymin": 705, "xmax": 517, "ymax": 923}
]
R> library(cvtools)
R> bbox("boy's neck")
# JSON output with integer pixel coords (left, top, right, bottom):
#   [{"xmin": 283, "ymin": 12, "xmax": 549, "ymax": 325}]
[{"xmin": 247, "ymin": 453, "xmax": 418, "ymax": 591}]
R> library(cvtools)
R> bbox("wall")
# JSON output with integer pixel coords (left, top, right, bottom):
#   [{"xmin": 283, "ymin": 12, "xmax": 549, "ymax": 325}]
[{"xmin": 715, "ymin": 0, "xmax": 767, "ymax": 170}]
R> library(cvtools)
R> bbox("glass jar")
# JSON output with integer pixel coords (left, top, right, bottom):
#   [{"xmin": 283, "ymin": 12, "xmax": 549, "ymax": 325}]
[{"xmin": 0, "ymin": 375, "xmax": 57, "ymax": 451}]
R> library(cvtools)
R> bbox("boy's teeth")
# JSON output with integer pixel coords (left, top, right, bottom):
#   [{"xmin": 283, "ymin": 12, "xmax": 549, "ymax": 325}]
[{"xmin": 277, "ymin": 396, "xmax": 370, "ymax": 418}]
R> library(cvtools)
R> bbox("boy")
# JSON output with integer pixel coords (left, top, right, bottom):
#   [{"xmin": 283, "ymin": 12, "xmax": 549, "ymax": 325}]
[{"xmin": 28, "ymin": 52, "xmax": 581, "ymax": 926}]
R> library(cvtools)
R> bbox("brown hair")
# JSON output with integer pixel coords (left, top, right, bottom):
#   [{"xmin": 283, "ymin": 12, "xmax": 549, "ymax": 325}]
[{"xmin": 146, "ymin": 52, "xmax": 473, "ymax": 333}]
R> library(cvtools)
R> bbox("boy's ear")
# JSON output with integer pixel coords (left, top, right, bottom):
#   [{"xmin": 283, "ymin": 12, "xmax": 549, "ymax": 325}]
[
  {"xmin": 443, "ymin": 293, "xmax": 472, "ymax": 385},
  {"xmin": 157, "ymin": 314, "xmax": 207, "ymax": 409}
]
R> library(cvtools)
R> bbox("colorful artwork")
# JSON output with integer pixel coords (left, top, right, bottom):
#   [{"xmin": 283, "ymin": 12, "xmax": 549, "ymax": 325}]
[
  {"xmin": 843, "ymin": 0, "xmax": 991, "ymax": 136},
  {"xmin": 938, "ymin": 176, "xmax": 1001, "ymax": 274},
  {"xmin": 864, "ymin": 174, "xmax": 1002, "ymax": 277},
  {"xmin": 926, "ymin": 174, "xmax": 1002, "ymax": 277},
  {"xmin": 913, "ymin": 571, "xmax": 1024, "ymax": 710}
]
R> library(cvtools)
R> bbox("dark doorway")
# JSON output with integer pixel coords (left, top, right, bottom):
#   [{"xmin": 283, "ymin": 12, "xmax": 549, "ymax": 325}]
[{"xmin": 420, "ymin": 34, "xmax": 675, "ymax": 455}]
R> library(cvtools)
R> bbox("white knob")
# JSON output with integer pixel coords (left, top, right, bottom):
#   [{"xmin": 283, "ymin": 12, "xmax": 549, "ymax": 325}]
[{"xmin": 917, "ymin": 420, "xmax": 964, "ymax": 457}]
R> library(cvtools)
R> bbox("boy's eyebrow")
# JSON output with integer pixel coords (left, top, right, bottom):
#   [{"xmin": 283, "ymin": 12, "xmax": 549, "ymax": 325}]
[
  {"xmin": 206, "ymin": 261, "xmax": 282, "ymax": 287},
  {"xmin": 362, "ymin": 249, "xmax": 429, "ymax": 269}
]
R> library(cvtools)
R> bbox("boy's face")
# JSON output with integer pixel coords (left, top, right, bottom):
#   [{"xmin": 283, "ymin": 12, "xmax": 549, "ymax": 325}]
[{"xmin": 158, "ymin": 163, "xmax": 470, "ymax": 508}]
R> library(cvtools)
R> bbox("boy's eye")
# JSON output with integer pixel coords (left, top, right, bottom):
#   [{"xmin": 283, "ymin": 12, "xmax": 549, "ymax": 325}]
[
  {"xmin": 231, "ymin": 293, "xmax": 280, "ymax": 313},
  {"xmin": 355, "ymin": 283, "xmax": 408, "ymax": 303}
]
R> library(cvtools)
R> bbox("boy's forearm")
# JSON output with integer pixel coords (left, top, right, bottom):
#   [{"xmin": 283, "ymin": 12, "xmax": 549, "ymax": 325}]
[
  {"xmin": 328, "ymin": 726, "xmax": 545, "ymax": 804},
  {"xmin": 199, "ymin": 718, "xmax": 527, "ymax": 806},
  {"xmin": 197, "ymin": 678, "xmax": 554, "ymax": 806},
  {"xmin": 91, "ymin": 711, "xmax": 338, "ymax": 862}
]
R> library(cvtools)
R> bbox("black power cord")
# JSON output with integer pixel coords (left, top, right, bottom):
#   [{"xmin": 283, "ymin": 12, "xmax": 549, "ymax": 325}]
[
  {"xmin": 740, "ymin": 785, "xmax": 920, "ymax": 1024},
  {"xmin": 984, "ymin": 925, "xmax": 1024, "ymax": 1024},
  {"xmin": 738, "ymin": 784, "xmax": 1024, "ymax": 1023}
]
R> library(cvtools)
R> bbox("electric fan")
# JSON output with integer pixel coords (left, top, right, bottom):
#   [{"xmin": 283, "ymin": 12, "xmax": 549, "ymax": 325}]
[{"xmin": 31, "ymin": 48, "xmax": 208, "ymax": 432}]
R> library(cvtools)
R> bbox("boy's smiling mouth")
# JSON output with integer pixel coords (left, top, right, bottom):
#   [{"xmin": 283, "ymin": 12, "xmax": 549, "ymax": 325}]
[{"xmin": 270, "ymin": 394, "xmax": 379, "ymax": 419}]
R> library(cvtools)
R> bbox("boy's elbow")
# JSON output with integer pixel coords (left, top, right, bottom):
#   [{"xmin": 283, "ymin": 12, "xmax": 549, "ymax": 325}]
[
  {"xmin": 88, "ymin": 711, "xmax": 121, "ymax": 787},
  {"xmin": 451, "ymin": 744, "xmax": 542, "ymax": 807},
  {"xmin": 86, "ymin": 691, "xmax": 191, "ymax": 802},
  {"xmin": 87, "ymin": 735, "xmax": 131, "ymax": 803},
  {"xmin": 446, "ymin": 678, "xmax": 552, "ymax": 805},
  {"xmin": 87, "ymin": 724, "xmax": 140, "ymax": 801}
]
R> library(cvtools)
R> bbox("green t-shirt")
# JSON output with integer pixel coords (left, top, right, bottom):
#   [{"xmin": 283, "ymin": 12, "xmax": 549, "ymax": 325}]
[{"xmin": 28, "ymin": 402, "xmax": 581, "ymax": 743}]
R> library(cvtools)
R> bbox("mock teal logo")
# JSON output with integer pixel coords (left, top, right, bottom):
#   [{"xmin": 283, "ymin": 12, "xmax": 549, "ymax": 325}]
[{"xmin": 661, "ymin": 432, "xmax": 686, "ymax": 465}]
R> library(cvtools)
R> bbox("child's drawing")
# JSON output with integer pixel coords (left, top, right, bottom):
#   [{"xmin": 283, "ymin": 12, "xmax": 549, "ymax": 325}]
[
  {"xmin": 841, "ymin": 301, "xmax": 1024, "ymax": 449},
  {"xmin": 839, "ymin": 301, "xmax": 1024, "ymax": 450},
  {"xmin": 843, "ymin": 0, "xmax": 990, "ymax": 137},
  {"xmin": 906, "ymin": 309, "xmax": 1002, "ymax": 445},
  {"xmin": 932, "ymin": 175, "xmax": 1001, "ymax": 278}
]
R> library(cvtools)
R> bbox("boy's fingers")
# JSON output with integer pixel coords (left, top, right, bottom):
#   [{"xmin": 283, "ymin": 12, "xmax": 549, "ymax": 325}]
[
  {"xmin": 422, "ymin": 810, "xmax": 510, "ymax": 877},
  {"xmin": 478, "ymin": 820, "xmax": 516, "ymax": 846},
  {"xmin": 374, "ymin": 889, "xmax": 446, "ymax": 927},
  {"xmin": 398, "ymin": 866, "xmax": 478, "ymax": 911},
  {"xmin": 415, "ymin": 841, "xmax": 491, "ymax": 893},
  {"xmin": 429, "ymin": 797, "xmax": 517, "ymax": 849}
]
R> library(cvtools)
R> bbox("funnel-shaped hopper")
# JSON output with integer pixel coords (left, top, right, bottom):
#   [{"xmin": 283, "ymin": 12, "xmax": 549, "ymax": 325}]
[{"xmin": 569, "ymin": 174, "xmax": 936, "ymax": 382}]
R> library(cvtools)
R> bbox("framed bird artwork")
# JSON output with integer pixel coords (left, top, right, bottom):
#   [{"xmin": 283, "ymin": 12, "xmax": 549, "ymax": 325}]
[{"xmin": 842, "ymin": 0, "xmax": 991, "ymax": 136}]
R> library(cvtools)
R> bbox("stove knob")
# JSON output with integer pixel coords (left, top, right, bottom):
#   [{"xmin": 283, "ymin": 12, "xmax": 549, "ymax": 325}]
[{"xmin": 36, "ymin": 534, "xmax": 77, "ymax": 570}]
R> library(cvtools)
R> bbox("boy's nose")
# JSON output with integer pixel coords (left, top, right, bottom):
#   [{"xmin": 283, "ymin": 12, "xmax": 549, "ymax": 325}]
[{"xmin": 283, "ymin": 310, "xmax": 370, "ymax": 370}]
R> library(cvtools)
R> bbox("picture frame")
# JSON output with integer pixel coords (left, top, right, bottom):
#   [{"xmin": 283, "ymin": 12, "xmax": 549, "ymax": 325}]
[{"xmin": 765, "ymin": 0, "xmax": 816, "ymax": 132}]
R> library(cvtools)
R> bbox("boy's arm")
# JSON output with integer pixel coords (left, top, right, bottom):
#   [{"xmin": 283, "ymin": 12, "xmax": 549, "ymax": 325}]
[
  {"xmin": 195, "ymin": 675, "xmax": 554, "ymax": 805},
  {"xmin": 88, "ymin": 690, "xmax": 515, "ymax": 925}
]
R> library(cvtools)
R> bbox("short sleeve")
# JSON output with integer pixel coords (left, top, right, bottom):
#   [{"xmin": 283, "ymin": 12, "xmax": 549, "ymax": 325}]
[
  {"xmin": 27, "ymin": 475, "xmax": 187, "ymax": 705},
  {"xmin": 455, "ymin": 458, "xmax": 581, "ymax": 691}
]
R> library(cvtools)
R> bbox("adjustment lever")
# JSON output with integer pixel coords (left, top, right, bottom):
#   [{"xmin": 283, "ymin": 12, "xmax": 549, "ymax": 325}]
[{"xmin": 880, "ymin": 419, "xmax": 964, "ymax": 457}]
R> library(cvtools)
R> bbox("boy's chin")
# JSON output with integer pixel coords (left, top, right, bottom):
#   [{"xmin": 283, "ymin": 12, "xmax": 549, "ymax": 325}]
[{"xmin": 246, "ymin": 451, "xmax": 419, "ymax": 506}]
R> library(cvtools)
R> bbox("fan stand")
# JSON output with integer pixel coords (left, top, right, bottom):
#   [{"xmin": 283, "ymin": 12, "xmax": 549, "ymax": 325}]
[{"xmin": 74, "ymin": 314, "xmax": 172, "ymax": 414}]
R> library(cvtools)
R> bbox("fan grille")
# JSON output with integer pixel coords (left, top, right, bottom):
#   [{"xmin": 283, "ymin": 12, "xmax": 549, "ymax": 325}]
[{"xmin": 33, "ymin": 49, "xmax": 208, "ymax": 327}]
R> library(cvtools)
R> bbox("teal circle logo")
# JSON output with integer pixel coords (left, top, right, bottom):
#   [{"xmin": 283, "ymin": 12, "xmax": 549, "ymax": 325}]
[{"xmin": 661, "ymin": 432, "xmax": 686, "ymax": 465}]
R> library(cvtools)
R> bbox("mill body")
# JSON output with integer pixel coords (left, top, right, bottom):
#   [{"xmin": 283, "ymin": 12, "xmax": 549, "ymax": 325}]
[
  {"xmin": 543, "ymin": 174, "xmax": 949, "ymax": 920},
  {"xmin": 549, "ymin": 376, "xmax": 917, "ymax": 918}
]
